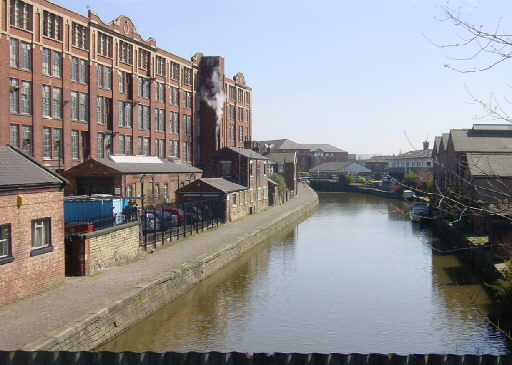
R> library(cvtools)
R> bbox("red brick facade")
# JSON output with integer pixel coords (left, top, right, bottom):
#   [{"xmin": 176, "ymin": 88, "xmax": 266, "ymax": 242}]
[
  {"xmin": 2, "ymin": 0, "xmax": 252, "ymax": 172},
  {"xmin": 203, "ymin": 147, "xmax": 268, "ymax": 190},
  {"xmin": 0, "ymin": 187, "xmax": 65, "ymax": 306},
  {"xmin": 62, "ymin": 159, "xmax": 202, "ymax": 206}
]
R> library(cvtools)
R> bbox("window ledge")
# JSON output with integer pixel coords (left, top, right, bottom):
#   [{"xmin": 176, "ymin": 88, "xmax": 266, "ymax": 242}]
[
  {"xmin": 0, "ymin": 256, "xmax": 14, "ymax": 265},
  {"xmin": 30, "ymin": 246, "xmax": 53, "ymax": 257}
]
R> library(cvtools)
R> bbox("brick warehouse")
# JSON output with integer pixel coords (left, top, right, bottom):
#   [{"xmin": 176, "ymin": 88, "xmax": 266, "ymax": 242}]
[{"xmin": 2, "ymin": 0, "xmax": 252, "ymax": 172}]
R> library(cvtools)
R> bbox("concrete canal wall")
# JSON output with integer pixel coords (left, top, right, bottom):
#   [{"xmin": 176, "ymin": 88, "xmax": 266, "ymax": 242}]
[
  {"xmin": 431, "ymin": 218, "xmax": 501, "ymax": 284},
  {"xmin": 25, "ymin": 186, "xmax": 318, "ymax": 351},
  {"xmin": 310, "ymin": 181, "xmax": 402, "ymax": 199}
]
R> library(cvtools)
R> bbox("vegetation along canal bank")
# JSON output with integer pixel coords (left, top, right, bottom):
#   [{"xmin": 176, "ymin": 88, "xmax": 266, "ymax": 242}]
[
  {"xmin": 99, "ymin": 192, "xmax": 509, "ymax": 354},
  {"xmin": 0, "ymin": 184, "xmax": 318, "ymax": 351}
]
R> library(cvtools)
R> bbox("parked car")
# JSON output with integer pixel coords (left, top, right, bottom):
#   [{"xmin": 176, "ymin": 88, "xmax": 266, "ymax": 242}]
[
  {"xmin": 184, "ymin": 206, "xmax": 202, "ymax": 224},
  {"xmin": 163, "ymin": 207, "xmax": 184, "ymax": 224},
  {"xmin": 141, "ymin": 210, "xmax": 178, "ymax": 232}
]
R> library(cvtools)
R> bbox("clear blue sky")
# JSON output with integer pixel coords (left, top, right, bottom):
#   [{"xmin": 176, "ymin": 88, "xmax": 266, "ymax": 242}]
[{"xmin": 63, "ymin": 0, "xmax": 512, "ymax": 155}]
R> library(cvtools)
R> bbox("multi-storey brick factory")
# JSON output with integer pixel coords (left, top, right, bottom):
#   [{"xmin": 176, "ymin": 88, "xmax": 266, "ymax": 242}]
[{"xmin": 2, "ymin": 0, "xmax": 252, "ymax": 172}]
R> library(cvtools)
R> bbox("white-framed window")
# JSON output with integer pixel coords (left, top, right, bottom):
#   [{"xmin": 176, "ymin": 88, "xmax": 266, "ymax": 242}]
[
  {"xmin": 119, "ymin": 134, "xmax": 125, "ymax": 155},
  {"xmin": 10, "ymin": 124, "xmax": 19, "ymax": 147},
  {"xmin": 53, "ymin": 128, "xmax": 62, "ymax": 159},
  {"xmin": 20, "ymin": 81, "xmax": 32, "ymax": 115},
  {"xmin": 156, "ymin": 56, "xmax": 166, "ymax": 77},
  {"xmin": 71, "ymin": 22, "xmax": 89, "ymax": 50},
  {"xmin": 138, "ymin": 136, "xmax": 143, "ymax": 155},
  {"xmin": 70, "ymin": 91, "xmax": 78, "ymax": 120},
  {"xmin": 51, "ymin": 87, "xmax": 62, "ymax": 118},
  {"xmin": 79, "ymin": 59, "xmax": 88, "ymax": 84},
  {"xmin": 143, "ymin": 137, "xmax": 150, "ymax": 155},
  {"xmin": 71, "ymin": 130, "xmax": 79, "ymax": 159},
  {"xmin": 119, "ymin": 41, "xmax": 133, "ymax": 65},
  {"xmin": 21, "ymin": 125, "xmax": 32, "ymax": 155},
  {"xmin": 137, "ymin": 76, "xmax": 150, "ymax": 98},
  {"xmin": 9, "ymin": 78, "xmax": 19, "ymax": 113},
  {"xmin": 138, "ymin": 49, "xmax": 150, "ymax": 70},
  {"xmin": 52, "ymin": 50, "xmax": 61, "ymax": 77},
  {"xmin": 43, "ymin": 11, "xmax": 63, "ymax": 41},
  {"xmin": 10, "ymin": 0, "xmax": 33, "ymax": 31},
  {"xmin": 97, "ymin": 132, "xmax": 104, "ymax": 158},
  {"xmin": 97, "ymin": 32, "xmax": 113, "ymax": 57},
  {"xmin": 9, "ymin": 38, "xmax": 18, "ymax": 67},
  {"xmin": 32, "ymin": 218, "xmax": 51, "ymax": 250},
  {"xmin": 70, "ymin": 56, "xmax": 78, "ymax": 81},
  {"xmin": 0, "ymin": 224, "xmax": 11, "ymax": 260},
  {"xmin": 183, "ymin": 67, "xmax": 192, "ymax": 85},
  {"xmin": 43, "ymin": 127, "xmax": 51, "ymax": 159},
  {"xmin": 42, "ymin": 85, "xmax": 50, "ymax": 117},
  {"xmin": 79, "ymin": 93, "xmax": 88, "ymax": 121},
  {"xmin": 21, "ymin": 41, "xmax": 31, "ymax": 70},
  {"xmin": 170, "ymin": 61, "xmax": 180, "ymax": 81}
]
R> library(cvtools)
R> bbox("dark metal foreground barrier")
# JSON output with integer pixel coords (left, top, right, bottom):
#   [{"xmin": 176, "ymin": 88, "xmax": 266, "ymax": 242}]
[
  {"xmin": 141, "ymin": 197, "xmax": 225, "ymax": 250},
  {"xmin": 0, "ymin": 352, "xmax": 510, "ymax": 365}
]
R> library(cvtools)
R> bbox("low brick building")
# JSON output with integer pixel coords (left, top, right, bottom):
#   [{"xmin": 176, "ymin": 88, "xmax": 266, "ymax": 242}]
[
  {"xmin": 176, "ymin": 178, "xmax": 247, "ymax": 222},
  {"xmin": 265, "ymin": 152, "xmax": 297, "ymax": 193},
  {"xmin": 203, "ymin": 147, "xmax": 269, "ymax": 213},
  {"xmin": 0, "ymin": 145, "xmax": 67, "ymax": 306},
  {"xmin": 62, "ymin": 155, "xmax": 202, "ymax": 207}
]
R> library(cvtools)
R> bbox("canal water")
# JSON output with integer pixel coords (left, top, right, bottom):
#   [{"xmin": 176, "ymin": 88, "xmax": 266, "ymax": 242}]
[{"xmin": 99, "ymin": 193, "xmax": 509, "ymax": 354}]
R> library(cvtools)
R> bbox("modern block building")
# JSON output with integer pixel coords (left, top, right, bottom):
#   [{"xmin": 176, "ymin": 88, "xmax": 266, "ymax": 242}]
[{"xmin": 3, "ymin": 0, "xmax": 252, "ymax": 172}]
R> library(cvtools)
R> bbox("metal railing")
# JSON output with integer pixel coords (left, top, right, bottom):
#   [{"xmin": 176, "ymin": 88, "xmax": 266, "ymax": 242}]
[{"xmin": 140, "ymin": 196, "xmax": 225, "ymax": 250}]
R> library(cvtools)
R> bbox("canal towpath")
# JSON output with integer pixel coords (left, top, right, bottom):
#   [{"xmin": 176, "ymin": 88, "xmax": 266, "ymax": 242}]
[{"xmin": 0, "ymin": 184, "xmax": 318, "ymax": 350}]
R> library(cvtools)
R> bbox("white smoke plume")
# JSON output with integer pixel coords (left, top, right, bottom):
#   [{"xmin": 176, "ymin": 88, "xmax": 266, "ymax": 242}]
[{"xmin": 200, "ymin": 66, "xmax": 225, "ymax": 150}]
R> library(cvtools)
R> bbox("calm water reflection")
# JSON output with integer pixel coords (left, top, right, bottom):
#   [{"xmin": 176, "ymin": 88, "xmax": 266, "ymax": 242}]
[{"xmin": 99, "ymin": 193, "xmax": 509, "ymax": 354}]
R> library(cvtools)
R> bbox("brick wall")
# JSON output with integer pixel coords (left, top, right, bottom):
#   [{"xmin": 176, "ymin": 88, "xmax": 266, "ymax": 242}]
[
  {"xmin": 0, "ymin": 188, "xmax": 65, "ymax": 306},
  {"xmin": 229, "ymin": 187, "xmax": 268, "ymax": 221},
  {"xmin": 85, "ymin": 222, "xmax": 140, "ymax": 275}
]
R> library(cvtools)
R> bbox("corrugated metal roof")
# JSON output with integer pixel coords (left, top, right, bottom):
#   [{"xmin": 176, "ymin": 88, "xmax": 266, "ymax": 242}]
[
  {"xmin": 0, "ymin": 146, "xmax": 66, "ymax": 188},
  {"xmin": 466, "ymin": 153, "xmax": 512, "ymax": 177},
  {"xmin": 0, "ymin": 351, "xmax": 509, "ymax": 365},
  {"xmin": 92, "ymin": 157, "xmax": 202, "ymax": 174}
]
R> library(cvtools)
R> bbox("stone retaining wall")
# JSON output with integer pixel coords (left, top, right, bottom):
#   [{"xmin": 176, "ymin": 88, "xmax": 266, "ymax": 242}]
[
  {"xmin": 85, "ymin": 222, "xmax": 141, "ymax": 275},
  {"xmin": 26, "ymin": 187, "xmax": 319, "ymax": 351}
]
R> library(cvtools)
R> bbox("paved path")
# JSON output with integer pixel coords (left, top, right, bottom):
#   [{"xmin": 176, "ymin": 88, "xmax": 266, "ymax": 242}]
[{"xmin": 0, "ymin": 184, "xmax": 317, "ymax": 350}]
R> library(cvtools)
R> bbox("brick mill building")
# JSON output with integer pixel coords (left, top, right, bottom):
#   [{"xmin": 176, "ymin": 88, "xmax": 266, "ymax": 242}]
[
  {"xmin": 0, "ymin": 145, "xmax": 67, "ymax": 306},
  {"xmin": 3, "ymin": 0, "xmax": 252, "ymax": 172}
]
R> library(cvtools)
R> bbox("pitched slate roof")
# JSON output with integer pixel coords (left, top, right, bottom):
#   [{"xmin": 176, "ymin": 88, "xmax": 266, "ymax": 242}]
[
  {"xmin": 226, "ymin": 147, "xmax": 268, "ymax": 160},
  {"xmin": 0, "ymin": 145, "xmax": 66, "ymax": 189},
  {"xmin": 441, "ymin": 133, "xmax": 450, "ymax": 151},
  {"xmin": 466, "ymin": 153, "xmax": 512, "ymax": 177},
  {"xmin": 92, "ymin": 156, "xmax": 202, "ymax": 174},
  {"xmin": 197, "ymin": 178, "xmax": 247, "ymax": 193},
  {"xmin": 257, "ymin": 139, "xmax": 307, "ymax": 150},
  {"xmin": 302, "ymin": 144, "xmax": 347, "ymax": 153},
  {"xmin": 387, "ymin": 149, "xmax": 432, "ymax": 159},
  {"xmin": 265, "ymin": 152, "xmax": 296, "ymax": 165},
  {"xmin": 450, "ymin": 127, "xmax": 512, "ymax": 153},
  {"xmin": 434, "ymin": 136, "xmax": 442, "ymax": 154},
  {"xmin": 310, "ymin": 162, "xmax": 371, "ymax": 173}
]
